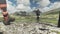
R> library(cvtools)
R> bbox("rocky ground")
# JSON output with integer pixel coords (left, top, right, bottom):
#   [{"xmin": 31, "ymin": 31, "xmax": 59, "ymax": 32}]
[{"xmin": 0, "ymin": 22, "xmax": 60, "ymax": 34}]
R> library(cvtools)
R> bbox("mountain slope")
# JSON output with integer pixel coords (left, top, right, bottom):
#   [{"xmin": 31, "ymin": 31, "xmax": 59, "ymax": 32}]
[{"xmin": 43, "ymin": 8, "xmax": 60, "ymax": 15}]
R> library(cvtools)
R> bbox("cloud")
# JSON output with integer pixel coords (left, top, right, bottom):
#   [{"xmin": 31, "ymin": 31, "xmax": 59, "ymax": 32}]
[
  {"xmin": 33, "ymin": 0, "xmax": 50, "ymax": 7},
  {"xmin": 7, "ymin": 0, "xmax": 17, "ymax": 13},
  {"xmin": 16, "ymin": 0, "xmax": 31, "ymax": 12},
  {"xmin": 17, "ymin": 0, "xmax": 30, "ymax": 5},
  {"xmin": 6, "ymin": 0, "xmax": 51, "ymax": 13},
  {"xmin": 6, "ymin": 0, "xmax": 60, "ymax": 13},
  {"xmin": 16, "ymin": 0, "xmax": 60, "ymax": 12},
  {"xmin": 40, "ymin": 2, "xmax": 60, "ymax": 12},
  {"xmin": 17, "ymin": 4, "xmax": 31, "ymax": 11},
  {"xmin": 39, "ymin": 0, "xmax": 50, "ymax": 7},
  {"xmin": 31, "ymin": 0, "xmax": 51, "ymax": 12},
  {"xmin": 49, "ymin": 2, "xmax": 60, "ymax": 9},
  {"xmin": 16, "ymin": 0, "xmax": 51, "ymax": 12}
]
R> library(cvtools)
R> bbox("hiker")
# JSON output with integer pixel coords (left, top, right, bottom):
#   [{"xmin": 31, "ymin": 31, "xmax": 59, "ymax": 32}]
[
  {"xmin": 36, "ymin": 9, "xmax": 41, "ymax": 22},
  {"xmin": 0, "ymin": 0, "xmax": 9, "ymax": 25},
  {"xmin": 34, "ymin": 9, "xmax": 41, "ymax": 22},
  {"xmin": 0, "ymin": 0, "xmax": 15, "ymax": 25}
]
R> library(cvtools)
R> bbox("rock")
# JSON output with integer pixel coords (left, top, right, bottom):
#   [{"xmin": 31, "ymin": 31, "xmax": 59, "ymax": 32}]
[
  {"xmin": 0, "ymin": 22, "xmax": 59, "ymax": 34},
  {"xmin": 0, "ymin": 22, "xmax": 6, "ymax": 31}
]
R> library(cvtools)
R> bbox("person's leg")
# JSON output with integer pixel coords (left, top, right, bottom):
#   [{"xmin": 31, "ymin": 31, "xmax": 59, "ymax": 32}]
[
  {"xmin": 2, "ymin": 7, "xmax": 10, "ymax": 25},
  {"xmin": 0, "ymin": 0, "xmax": 15, "ymax": 25},
  {"xmin": 1, "ymin": 6, "xmax": 15, "ymax": 25},
  {"xmin": 37, "ymin": 15, "xmax": 39, "ymax": 23},
  {"xmin": 0, "ymin": 0, "xmax": 10, "ymax": 25}
]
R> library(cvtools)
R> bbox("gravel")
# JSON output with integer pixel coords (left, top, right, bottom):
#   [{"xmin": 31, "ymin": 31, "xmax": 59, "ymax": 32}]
[{"xmin": 0, "ymin": 22, "xmax": 60, "ymax": 34}]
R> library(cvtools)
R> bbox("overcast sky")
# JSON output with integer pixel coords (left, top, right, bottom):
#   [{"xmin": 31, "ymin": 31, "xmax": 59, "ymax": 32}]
[{"xmin": 1, "ymin": 0, "xmax": 60, "ymax": 13}]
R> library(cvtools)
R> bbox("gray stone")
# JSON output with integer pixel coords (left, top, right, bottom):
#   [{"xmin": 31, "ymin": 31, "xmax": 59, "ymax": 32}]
[{"xmin": 0, "ymin": 22, "xmax": 59, "ymax": 34}]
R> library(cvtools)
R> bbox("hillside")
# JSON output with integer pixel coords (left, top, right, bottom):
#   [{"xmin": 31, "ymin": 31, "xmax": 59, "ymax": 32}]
[
  {"xmin": 43, "ymin": 8, "xmax": 60, "ymax": 15},
  {"xmin": 40, "ymin": 8, "xmax": 59, "ymax": 25}
]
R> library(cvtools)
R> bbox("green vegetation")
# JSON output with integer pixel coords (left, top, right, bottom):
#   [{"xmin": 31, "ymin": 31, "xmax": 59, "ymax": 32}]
[
  {"xmin": 40, "ymin": 14, "xmax": 59, "ymax": 25},
  {"xmin": 58, "ymin": 32, "xmax": 60, "ymax": 34},
  {"xmin": 0, "ymin": 9, "xmax": 59, "ymax": 25},
  {"xmin": 51, "ymin": 30, "xmax": 60, "ymax": 34},
  {"xmin": 12, "ymin": 10, "xmax": 59, "ymax": 25},
  {"xmin": 0, "ymin": 17, "xmax": 3, "ymax": 22},
  {"xmin": 11, "ymin": 15, "xmax": 36, "ymax": 23}
]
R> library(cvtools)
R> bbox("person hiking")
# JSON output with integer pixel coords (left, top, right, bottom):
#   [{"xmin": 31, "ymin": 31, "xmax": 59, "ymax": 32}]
[
  {"xmin": 33, "ymin": 9, "xmax": 41, "ymax": 23},
  {"xmin": 0, "ymin": 0, "xmax": 15, "ymax": 25}
]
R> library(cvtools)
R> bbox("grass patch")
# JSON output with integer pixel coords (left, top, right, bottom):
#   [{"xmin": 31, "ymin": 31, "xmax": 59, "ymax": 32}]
[
  {"xmin": 40, "ymin": 14, "xmax": 59, "ymax": 25},
  {"xmin": 58, "ymin": 32, "xmax": 60, "ymax": 34},
  {"xmin": 0, "ymin": 17, "xmax": 3, "ymax": 22},
  {"xmin": 0, "ymin": 11, "xmax": 59, "ymax": 25}
]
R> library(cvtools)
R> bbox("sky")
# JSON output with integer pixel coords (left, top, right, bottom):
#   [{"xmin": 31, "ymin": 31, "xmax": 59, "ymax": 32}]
[{"xmin": 5, "ymin": 0, "xmax": 60, "ymax": 13}]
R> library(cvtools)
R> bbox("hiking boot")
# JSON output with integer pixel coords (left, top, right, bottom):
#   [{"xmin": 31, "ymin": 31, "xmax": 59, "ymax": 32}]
[
  {"xmin": 3, "ymin": 17, "xmax": 15, "ymax": 25},
  {"xmin": 3, "ymin": 20, "xmax": 10, "ymax": 25}
]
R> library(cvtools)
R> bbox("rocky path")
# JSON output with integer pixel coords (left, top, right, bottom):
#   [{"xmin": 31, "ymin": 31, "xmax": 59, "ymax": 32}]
[{"xmin": 0, "ymin": 22, "xmax": 60, "ymax": 34}]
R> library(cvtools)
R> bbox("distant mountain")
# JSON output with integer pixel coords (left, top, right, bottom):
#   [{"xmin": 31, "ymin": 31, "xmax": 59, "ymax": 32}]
[{"xmin": 43, "ymin": 8, "xmax": 60, "ymax": 15}]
